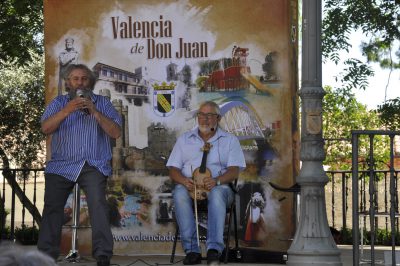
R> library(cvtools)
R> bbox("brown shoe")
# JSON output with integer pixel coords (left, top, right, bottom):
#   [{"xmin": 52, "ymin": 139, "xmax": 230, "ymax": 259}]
[{"xmin": 183, "ymin": 252, "xmax": 202, "ymax": 265}]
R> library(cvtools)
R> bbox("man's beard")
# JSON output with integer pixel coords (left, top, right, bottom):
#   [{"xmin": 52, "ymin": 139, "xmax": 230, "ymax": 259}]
[
  {"xmin": 68, "ymin": 89, "xmax": 77, "ymax": 99},
  {"xmin": 199, "ymin": 125, "xmax": 214, "ymax": 134}
]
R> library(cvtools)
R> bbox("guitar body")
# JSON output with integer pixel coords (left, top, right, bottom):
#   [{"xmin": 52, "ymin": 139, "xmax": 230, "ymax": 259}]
[
  {"xmin": 190, "ymin": 142, "xmax": 212, "ymax": 201},
  {"xmin": 191, "ymin": 167, "xmax": 211, "ymax": 200}
]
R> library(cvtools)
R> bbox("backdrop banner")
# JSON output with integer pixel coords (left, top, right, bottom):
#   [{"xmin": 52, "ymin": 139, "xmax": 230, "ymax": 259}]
[{"xmin": 44, "ymin": 0, "xmax": 299, "ymax": 259}]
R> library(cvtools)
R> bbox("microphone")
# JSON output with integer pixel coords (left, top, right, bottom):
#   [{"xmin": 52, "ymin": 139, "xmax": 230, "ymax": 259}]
[
  {"xmin": 76, "ymin": 88, "xmax": 84, "ymax": 98},
  {"xmin": 210, "ymin": 124, "xmax": 218, "ymax": 132},
  {"xmin": 76, "ymin": 88, "xmax": 89, "ymax": 115}
]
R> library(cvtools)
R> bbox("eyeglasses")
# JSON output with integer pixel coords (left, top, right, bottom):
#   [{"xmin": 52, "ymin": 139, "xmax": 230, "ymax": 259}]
[{"xmin": 196, "ymin": 112, "xmax": 219, "ymax": 119}]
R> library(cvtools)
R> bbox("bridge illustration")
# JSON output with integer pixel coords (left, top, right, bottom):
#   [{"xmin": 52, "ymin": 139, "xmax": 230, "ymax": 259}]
[{"xmin": 219, "ymin": 101, "xmax": 265, "ymax": 141}]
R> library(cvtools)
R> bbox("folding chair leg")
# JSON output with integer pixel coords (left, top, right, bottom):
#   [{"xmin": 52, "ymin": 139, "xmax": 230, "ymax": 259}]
[
  {"xmin": 170, "ymin": 226, "xmax": 179, "ymax": 263},
  {"xmin": 224, "ymin": 217, "xmax": 231, "ymax": 263},
  {"xmin": 233, "ymin": 204, "xmax": 239, "ymax": 250},
  {"xmin": 233, "ymin": 204, "xmax": 241, "ymax": 261},
  {"xmin": 224, "ymin": 203, "xmax": 234, "ymax": 264},
  {"xmin": 224, "ymin": 202, "xmax": 240, "ymax": 264}
]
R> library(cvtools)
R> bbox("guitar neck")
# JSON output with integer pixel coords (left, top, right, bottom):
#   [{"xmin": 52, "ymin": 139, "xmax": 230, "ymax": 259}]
[{"xmin": 199, "ymin": 151, "xmax": 208, "ymax": 173}]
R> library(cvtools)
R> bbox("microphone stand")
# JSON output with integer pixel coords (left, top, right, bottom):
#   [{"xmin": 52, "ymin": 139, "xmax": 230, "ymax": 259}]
[{"xmin": 65, "ymin": 184, "xmax": 81, "ymax": 262}]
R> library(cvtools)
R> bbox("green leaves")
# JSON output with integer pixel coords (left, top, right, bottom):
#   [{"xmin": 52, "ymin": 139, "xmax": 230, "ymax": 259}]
[
  {"xmin": 323, "ymin": 86, "xmax": 388, "ymax": 170},
  {"xmin": 0, "ymin": 52, "xmax": 45, "ymax": 168},
  {"xmin": 340, "ymin": 59, "xmax": 374, "ymax": 91},
  {"xmin": 0, "ymin": 0, "xmax": 43, "ymax": 66},
  {"xmin": 322, "ymin": 1, "xmax": 399, "ymax": 168},
  {"xmin": 323, "ymin": 0, "xmax": 399, "ymax": 81},
  {"xmin": 377, "ymin": 97, "xmax": 400, "ymax": 130}
]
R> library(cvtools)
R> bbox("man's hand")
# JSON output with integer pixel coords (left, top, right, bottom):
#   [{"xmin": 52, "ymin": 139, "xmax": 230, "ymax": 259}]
[
  {"xmin": 41, "ymin": 97, "xmax": 86, "ymax": 135},
  {"xmin": 203, "ymin": 176, "xmax": 217, "ymax": 191},
  {"xmin": 183, "ymin": 178, "xmax": 195, "ymax": 192},
  {"xmin": 79, "ymin": 97, "xmax": 96, "ymax": 114},
  {"xmin": 63, "ymin": 97, "xmax": 84, "ymax": 114}
]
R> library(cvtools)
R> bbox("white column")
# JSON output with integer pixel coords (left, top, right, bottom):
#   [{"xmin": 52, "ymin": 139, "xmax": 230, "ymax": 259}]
[{"xmin": 286, "ymin": 0, "xmax": 342, "ymax": 265}]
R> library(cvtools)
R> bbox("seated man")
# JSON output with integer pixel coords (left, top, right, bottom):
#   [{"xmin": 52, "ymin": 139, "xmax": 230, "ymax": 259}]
[{"xmin": 167, "ymin": 101, "xmax": 246, "ymax": 265}]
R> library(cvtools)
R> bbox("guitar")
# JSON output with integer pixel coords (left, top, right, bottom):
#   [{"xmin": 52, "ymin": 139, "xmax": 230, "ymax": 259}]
[{"xmin": 190, "ymin": 143, "xmax": 212, "ymax": 200}]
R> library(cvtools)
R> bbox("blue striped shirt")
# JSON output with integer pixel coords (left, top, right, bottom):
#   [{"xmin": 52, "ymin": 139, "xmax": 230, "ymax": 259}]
[{"xmin": 41, "ymin": 94, "xmax": 122, "ymax": 182}]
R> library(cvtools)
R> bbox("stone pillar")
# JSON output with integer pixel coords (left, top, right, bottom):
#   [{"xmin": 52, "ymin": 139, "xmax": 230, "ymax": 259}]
[
  {"xmin": 112, "ymin": 99, "xmax": 123, "ymax": 149},
  {"xmin": 286, "ymin": 0, "xmax": 342, "ymax": 265},
  {"xmin": 122, "ymin": 105, "xmax": 129, "ymax": 147},
  {"xmin": 112, "ymin": 99, "xmax": 123, "ymax": 172}
]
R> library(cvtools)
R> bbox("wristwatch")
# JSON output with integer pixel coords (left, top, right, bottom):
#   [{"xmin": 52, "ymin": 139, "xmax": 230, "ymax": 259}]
[{"xmin": 216, "ymin": 178, "xmax": 221, "ymax": 186}]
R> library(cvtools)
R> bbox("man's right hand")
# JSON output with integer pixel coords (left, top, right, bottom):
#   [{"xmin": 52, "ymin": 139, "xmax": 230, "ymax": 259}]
[
  {"xmin": 183, "ymin": 178, "xmax": 195, "ymax": 192},
  {"xmin": 64, "ymin": 97, "xmax": 86, "ymax": 114},
  {"xmin": 41, "ymin": 98, "xmax": 85, "ymax": 135}
]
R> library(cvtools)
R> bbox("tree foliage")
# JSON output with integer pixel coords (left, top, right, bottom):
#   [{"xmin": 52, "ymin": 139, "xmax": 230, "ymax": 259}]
[
  {"xmin": 337, "ymin": 58, "xmax": 374, "ymax": 92},
  {"xmin": 0, "ymin": 0, "xmax": 43, "ymax": 66},
  {"xmin": 0, "ymin": 52, "xmax": 45, "ymax": 168},
  {"xmin": 323, "ymin": 0, "xmax": 400, "ymax": 70},
  {"xmin": 377, "ymin": 97, "xmax": 400, "ymax": 130},
  {"xmin": 322, "ymin": 0, "xmax": 400, "ymax": 127},
  {"xmin": 323, "ymin": 86, "xmax": 389, "ymax": 170},
  {"xmin": 322, "ymin": 0, "xmax": 400, "ymax": 158},
  {"xmin": 0, "ymin": 52, "xmax": 45, "ymax": 225},
  {"xmin": 0, "ymin": 0, "xmax": 44, "ymax": 225}
]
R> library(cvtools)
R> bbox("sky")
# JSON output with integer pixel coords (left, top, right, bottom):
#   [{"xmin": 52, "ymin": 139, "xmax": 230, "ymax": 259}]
[{"xmin": 322, "ymin": 31, "xmax": 400, "ymax": 110}]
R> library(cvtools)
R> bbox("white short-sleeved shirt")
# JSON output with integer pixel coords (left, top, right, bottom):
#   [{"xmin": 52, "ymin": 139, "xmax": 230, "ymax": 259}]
[{"xmin": 166, "ymin": 127, "xmax": 246, "ymax": 178}]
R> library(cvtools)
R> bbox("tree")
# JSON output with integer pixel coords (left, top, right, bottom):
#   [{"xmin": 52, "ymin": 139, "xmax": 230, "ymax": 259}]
[
  {"xmin": 0, "ymin": 0, "xmax": 43, "ymax": 66},
  {"xmin": 0, "ymin": 0, "xmax": 44, "ymax": 226},
  {"xmin": 323, "ymin": 86, "xmax": 389, "ymax": 170},
  {"xmin": 323, "ymin": 0, "xmax": 399, "ymax": 70},
  {"xmin": 322, "ymin": 0, "xmax": 400, "ymax": 108},
  {"xmin": 0, "ymin": 52, "xmax": 45, "ymax": 225},
  {"xmin": 322, "ymin": 0, "xmax": 399, "ymax": 170},
  {"xmin": 0, "ymin": 53, "xmax": 45, "ymax": 167},
  {"xmin": 377, "ymin": 98, "xmax": 400, "ymax": 130}
]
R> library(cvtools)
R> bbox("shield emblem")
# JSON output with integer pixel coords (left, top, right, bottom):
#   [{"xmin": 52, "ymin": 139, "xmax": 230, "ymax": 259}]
[
  {"xmin": 306, "ymin": 111, "xmax": 322, "ymax": 135},
  {"xmin": 152, "ymin": 82, "xmax": 176, "ymax": 117}
]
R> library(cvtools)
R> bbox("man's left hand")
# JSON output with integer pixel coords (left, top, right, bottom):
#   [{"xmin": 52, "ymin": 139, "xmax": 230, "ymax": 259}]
[{"xmin": 203, "ymin": 176, "xmax": 217, "ymax": 191}]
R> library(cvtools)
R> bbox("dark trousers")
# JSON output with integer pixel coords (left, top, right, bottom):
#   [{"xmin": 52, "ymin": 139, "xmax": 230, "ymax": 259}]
[{"xmin": 38, "ymin": 163, "xmax": 113, "ymax": 260}]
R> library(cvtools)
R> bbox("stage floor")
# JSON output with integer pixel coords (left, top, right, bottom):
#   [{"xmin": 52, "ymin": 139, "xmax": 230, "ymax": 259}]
[{"xmin": 20, "ymin": 245, "xmax": 393, "ymax": 266}]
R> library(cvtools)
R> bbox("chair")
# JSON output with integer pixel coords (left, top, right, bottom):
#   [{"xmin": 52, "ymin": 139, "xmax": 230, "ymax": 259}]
[{"xmin": 170, "ymin": 184, "xmax": 239, "ymax": 264}]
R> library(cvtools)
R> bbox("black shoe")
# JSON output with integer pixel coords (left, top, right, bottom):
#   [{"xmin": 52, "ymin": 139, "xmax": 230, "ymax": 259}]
[
  {"xmin": 183, "ymin": 252, "xmax": 202, "ymax": 265},
  {"xmin": 207, "ymin": 249, "xmax": 220, "ymax": 265},
  {"xmin": 96, "ymin": 255, "xmax": 110, "ymax": 266}
]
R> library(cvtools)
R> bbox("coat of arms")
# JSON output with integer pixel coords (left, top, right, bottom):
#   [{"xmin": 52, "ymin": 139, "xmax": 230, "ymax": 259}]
[{"xmin": 152, "ymin": 81, "xmax": 176, "ymax": 117}]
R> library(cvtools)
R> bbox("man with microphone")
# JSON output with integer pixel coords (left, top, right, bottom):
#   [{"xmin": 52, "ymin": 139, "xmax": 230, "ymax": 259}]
[
  {"xmin": 38, "ymin": 64, "xmax": 121, "ymax": 266},
  {"xmin": 167, "ymin": 101, "xmax": 246, "ymax": 265}
]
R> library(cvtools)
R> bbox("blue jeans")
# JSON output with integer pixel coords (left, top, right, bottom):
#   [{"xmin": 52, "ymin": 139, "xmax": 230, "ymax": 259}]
[{"xmin": 173, "ymin": 184, "xmax": 234, "ymax": 254}]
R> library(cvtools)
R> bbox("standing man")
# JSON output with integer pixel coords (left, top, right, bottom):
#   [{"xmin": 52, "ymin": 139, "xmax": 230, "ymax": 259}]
[
  {"xmin": 167, "ymin": 101, "xmax": 246, "ymax": 265},
  {"xmin": 38, "ymin": 64, "xmax": 122, "ymax": 266}
]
